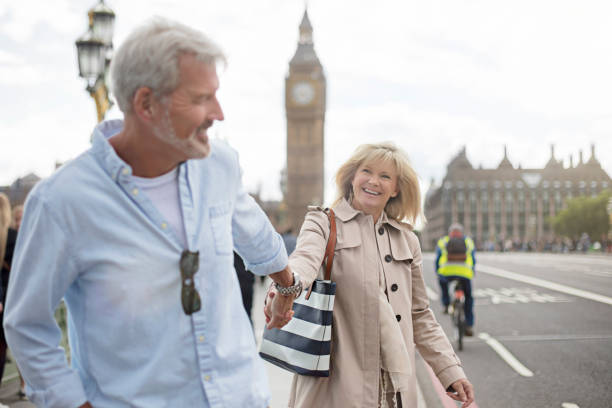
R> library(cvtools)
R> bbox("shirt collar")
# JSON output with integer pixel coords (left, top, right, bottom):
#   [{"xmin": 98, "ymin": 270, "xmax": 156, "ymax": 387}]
[
  {"xmin": 333, "ymin": 198, "xmax": 410, "ymax": 231},
  {"xmin": 90, "ymin": 119, "xmax": 133, "ymax": 181}
]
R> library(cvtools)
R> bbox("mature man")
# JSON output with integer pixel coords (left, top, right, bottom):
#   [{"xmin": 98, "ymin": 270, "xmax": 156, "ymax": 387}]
[
  {"xmin": 4, "ymin": 18, "xmax": 300, "ymax": 408},
  {"xmin": 435, "ymin": 223, "xmax": 476, "ymax": 336}
]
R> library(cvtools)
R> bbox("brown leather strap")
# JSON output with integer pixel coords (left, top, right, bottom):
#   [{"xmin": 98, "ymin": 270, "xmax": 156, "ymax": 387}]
[
  {"xmin": 322, "ymin": 208, "xmax": 337, "ymax": 281},
  {"xmin": 305, "ymin": 208, "xmax": 337, "ymax": 300}
]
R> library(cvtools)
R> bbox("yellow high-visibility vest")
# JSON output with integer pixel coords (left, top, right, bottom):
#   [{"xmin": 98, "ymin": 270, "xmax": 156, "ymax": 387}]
[{"xmin": 436, "ymin": 235, "xmax": 475, "ymax": 279}]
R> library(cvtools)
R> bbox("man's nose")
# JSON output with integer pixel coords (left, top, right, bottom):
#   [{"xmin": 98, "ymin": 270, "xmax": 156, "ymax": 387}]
[{"xmin": 210, "ymin": 96, "xmax": 224, "ymax": 122}]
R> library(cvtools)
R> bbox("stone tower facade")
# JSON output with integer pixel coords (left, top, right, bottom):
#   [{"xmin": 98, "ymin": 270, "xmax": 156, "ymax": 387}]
[{"xmin": 285, "ymin": 10, "xmax": 326, "ymax": 233}]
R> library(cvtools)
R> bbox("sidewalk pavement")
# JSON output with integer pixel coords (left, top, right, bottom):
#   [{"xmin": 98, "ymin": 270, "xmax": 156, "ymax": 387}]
[{"xmin": 0, "ymin": 378, "xmax": 32, "ymax": 408}]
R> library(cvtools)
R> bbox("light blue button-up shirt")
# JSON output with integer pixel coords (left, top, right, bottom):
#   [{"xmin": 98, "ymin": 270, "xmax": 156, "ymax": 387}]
[{"xmin": 4, "ymin": 120, "xmax": 287, "ymax": 408}]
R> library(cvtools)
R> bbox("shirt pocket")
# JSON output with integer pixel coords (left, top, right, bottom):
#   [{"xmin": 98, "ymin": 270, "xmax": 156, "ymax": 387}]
[{"xmin": 210, "ymin": 202, "xmax": 233, "ymax": 255}]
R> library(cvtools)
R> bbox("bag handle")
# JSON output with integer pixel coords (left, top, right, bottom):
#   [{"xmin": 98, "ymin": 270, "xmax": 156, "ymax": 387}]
[
  {"xmin": 305, "ymin": 208, "xmax": 337, "ymax": 300},
  {"xmin": 322, "ymin": 208, "xmax": 337, "ymax": 281}
]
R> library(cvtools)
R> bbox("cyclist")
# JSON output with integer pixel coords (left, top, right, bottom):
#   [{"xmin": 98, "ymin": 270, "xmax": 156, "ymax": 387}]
[{"xmin": 435, "ymin": 223, "xmax": 476, "ymax": 336}]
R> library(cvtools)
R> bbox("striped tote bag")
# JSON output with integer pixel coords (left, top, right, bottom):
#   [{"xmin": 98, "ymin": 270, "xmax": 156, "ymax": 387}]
[{"xmin": 259, "ymin": 208, "xmax": 337, "ymax": 377}]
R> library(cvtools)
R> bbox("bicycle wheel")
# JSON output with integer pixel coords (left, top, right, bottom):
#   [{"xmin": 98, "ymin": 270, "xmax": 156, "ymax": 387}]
[{"xmin": 453, "ymin": 301, "xmax": 465, "ymax": 351}]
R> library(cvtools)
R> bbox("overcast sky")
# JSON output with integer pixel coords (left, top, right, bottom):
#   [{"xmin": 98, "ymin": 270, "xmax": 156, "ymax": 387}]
[{"xmin": 1, "ymin": 0, "xmax": 611, "ymax": 204}]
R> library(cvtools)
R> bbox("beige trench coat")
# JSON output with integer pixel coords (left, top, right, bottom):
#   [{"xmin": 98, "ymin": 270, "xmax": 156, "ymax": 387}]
[{"xmin": 287, "ymin": 199, "xmax": 466, "ymax": 408}]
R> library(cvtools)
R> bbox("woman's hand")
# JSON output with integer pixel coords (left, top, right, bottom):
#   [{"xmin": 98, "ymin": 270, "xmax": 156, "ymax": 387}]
[
  {"xmin": 263, "ymin": 285, "xmax": 295, "ymax": 329},
  {"xmin": 447, "ymin": 378, "xmax": 475, "ymax": 407}
]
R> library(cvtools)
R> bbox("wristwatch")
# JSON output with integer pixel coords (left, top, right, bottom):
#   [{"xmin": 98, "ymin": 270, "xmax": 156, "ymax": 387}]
[{"xmin": 274, "ymin": 272, "xmax": 303, "ymax": 297}]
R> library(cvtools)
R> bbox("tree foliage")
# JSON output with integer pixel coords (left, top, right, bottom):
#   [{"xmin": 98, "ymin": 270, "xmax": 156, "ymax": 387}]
[{"xmin": 552, "ymin": 190, "xmax": 611, "ymax": 239}]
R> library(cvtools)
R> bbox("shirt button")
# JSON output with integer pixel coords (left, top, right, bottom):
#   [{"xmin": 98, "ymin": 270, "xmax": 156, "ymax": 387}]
[
  {"xmin": 122, "ymin": 168, "xmax": 129, "ymax": 175},
  {"xmin": 396, "ymin": 314, "xmax": 401, "ymax": 322},
  {"xmin": 161, "ymin": 222, "xmax": 167, "ymax": 229},
  {"xmin": 132, "ymin": 188, "xmax": 139, "ymax": 195},
  {"xmin": 204, "ymin": 375, "xmax": 211, "ymax": 382},
  {"xmin": 385, "ymin": 254, "xmax": 392, "ymax": 263},
  {"xmin": 199, "ymin": 335, "xmax": 205, "ymax": 342},
  {"xmin": 391, "ymin": 284, "xmax": 398, "ymax": 292},
  {"xmin": 378, "ymin": 227, "xmax": 385, "ymax": 235}
]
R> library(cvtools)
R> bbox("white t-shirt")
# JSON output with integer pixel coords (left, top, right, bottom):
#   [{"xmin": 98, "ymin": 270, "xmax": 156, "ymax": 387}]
[{"xmin": 131, "ymin": 167, "xmax": 187, "ymax": 248}]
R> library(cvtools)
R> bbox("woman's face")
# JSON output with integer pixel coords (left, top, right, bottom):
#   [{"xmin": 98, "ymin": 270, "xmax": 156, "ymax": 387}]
[{"xmin": 351, "ymin": 159, "xmax": 398, "ymax": 220}]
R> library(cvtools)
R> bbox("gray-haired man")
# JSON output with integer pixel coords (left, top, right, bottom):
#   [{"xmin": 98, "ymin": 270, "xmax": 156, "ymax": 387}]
[{"xmin": 5, "ymin": 17, "xmax": 299, "ymax": 408}]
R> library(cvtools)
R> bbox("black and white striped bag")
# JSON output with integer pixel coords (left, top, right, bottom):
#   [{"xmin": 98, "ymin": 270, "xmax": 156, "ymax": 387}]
[{"xmin": 259, "ymin": 208, "xmax": 337, "ymax": 377}]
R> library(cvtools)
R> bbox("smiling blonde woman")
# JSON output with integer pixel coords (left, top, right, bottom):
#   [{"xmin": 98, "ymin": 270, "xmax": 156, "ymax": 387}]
[{"xmin": 283, "ymin": 142, "xmax": 474, "ymax": 408}]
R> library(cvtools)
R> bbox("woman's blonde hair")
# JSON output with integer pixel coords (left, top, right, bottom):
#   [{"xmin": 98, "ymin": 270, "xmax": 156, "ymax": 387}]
[
  {"xmin": 332, "ymin": 142, "xmax": 425, "ymax": 225},
  {"xmin": 0, "ymin": 193, "xmax": 12, "ymax": 267}
]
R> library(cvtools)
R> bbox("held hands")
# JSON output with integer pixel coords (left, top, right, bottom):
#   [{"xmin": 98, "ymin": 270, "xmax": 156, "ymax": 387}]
[
  {"xmin": 263, "ymin": 284, "xmax": 295, "ymax": 329},
  {"xmin": 447, "ymin": 378, "xmax": 475, "ymax": 407}
]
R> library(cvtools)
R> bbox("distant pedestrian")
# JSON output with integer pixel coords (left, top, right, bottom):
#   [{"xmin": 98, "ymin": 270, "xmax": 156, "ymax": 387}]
[
  {"xmin": 234, "ymin": 251, "xmax": 255, "ymax": 323},
  {"xmin": 0, "ymin": 194, "xmax": 16, "ymax": 393},
  {"xmin": 11, "ymin": 205, "xmax": 23, "ymax": 231},
  {"xmin": 435, "ymin": 223, "xmax": 476, "ymax": 336},
  {"xmin": 5, "ymin": 17, "xmax": 300, "ymax": 408},
  {"xmin": 281, "ymin": 227, "xmax": 297, "ymax": 255}
]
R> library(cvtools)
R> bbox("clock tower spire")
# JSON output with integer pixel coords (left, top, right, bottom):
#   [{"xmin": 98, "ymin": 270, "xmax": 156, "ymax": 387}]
[{"xmin": 285, "ymin": 8, "xmax": 326, "ymax": 233}]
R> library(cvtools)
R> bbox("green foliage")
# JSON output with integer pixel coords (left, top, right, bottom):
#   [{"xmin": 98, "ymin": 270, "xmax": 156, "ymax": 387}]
[{"xmin": 552, "ymin": 190, "xmax": 611, "ymax": 239}]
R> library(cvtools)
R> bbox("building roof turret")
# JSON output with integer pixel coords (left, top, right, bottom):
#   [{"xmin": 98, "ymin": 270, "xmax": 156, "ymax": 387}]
[{"xmin": 497, "ymin": 145, "xmax": 514, "ymax": 170}]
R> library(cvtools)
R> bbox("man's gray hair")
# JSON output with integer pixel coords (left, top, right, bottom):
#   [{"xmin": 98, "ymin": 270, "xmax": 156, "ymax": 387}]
[
  {"xmin": 448, "ymin": 223, "xmax": 464, "ymax": 234},
  {"xmin": 110, "ymin": 17, "xmax": 227, "ymax": 113}
]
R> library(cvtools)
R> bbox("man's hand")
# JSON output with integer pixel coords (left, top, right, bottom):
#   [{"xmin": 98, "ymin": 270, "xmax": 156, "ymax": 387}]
[
  {"xmin": 447, "ymin": 378, "xmax": 475, "ymax": 407},
  {"xmin": 263, "ymin": 286, "xmax": 295, "ymax": 329}
]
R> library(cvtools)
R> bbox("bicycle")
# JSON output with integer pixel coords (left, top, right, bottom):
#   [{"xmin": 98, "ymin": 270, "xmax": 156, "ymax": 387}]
[{"xmin": 448, "ymin": 278, "xmax": 466, "ymax": 351}]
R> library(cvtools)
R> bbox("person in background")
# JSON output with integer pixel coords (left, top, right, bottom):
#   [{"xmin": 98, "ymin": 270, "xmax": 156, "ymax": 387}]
[
  {"xmin": 9, "ymin": 204, "xmax": 26, "ymax": 399},
  {"xmin": 435, "ymin": 223, "xmax": 476, "ymax": 336},
  {"xmin": 0, "ymin": 193, "xmax": 15, "ymax": 408},
  {"xmin": 281, "ymin": 227, "xmax": 297, "ymax": 255},
  {"xmin": 11, "ymin": 205, "xmax": 23, "ymax": 231},
  {"xmin": 234, "ymin": 251, "xmax": 255, "ymax": 323},
  {"xmin": 5, "ymin": 17, "xmax": 299, "ymax": 408},
  {"xmin": 270, "ymin": 143, "xmax": 474, "ymax": 408}
]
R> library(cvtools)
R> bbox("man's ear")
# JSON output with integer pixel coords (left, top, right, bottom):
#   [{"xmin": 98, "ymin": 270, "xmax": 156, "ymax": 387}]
[{"xmin": 132, "ymin": 87, "xmax": 156, "ymax": 122}]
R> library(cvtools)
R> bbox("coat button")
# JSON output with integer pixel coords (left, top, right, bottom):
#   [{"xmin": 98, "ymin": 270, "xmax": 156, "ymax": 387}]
[
  {"xmin": 385, "ymin": 255, "xmax": 392, "ymax": 263},
  {"xmin": 391, "ymin": 284, "xmax": 398, "ymax": 292},
  {"xmin": 378, "ymin": 227, "xmax": 385, "ymax": 235},
  {"xmin": 396, "ymin": 314, "xmax": 401, "ymax": 322}
]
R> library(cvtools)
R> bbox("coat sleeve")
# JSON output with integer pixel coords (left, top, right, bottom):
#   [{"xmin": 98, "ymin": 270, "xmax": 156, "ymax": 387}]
[
  {"xmin": 4, "ymin": 194, "xmax": 88, "ymax": 408},
  {"xmin": 288, "ymin": 210, "xmax": 329, "ymax": 288},
  {"xmin": 408, "ymin": 232, "xmax": 467, "ymax": 389}
]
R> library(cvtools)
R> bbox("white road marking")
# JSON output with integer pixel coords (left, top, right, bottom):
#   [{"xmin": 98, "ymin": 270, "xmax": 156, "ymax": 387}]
[
  {"xmin": 561, "ymin": 403, "xmax": 580, "ymax": 408},
  {"xmin": 478, "ymin": 264, "xmax": 612, "ymax": 306},
  {"xmin": 478, "ymin": 332, "xmax": 534, "ymax": 377},
  {"xmin": 425, "ymin": 285, "xmax": 439, "ymax": 301},
  {"xmin": 584, "ymin": 270, "xmax": 612, "ymax": 277}
]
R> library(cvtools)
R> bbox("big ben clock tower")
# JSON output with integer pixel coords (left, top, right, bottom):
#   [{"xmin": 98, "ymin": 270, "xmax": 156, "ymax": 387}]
[{"xmin": 285, "ymin": 9, "xmax": 326, "ymax": 233}]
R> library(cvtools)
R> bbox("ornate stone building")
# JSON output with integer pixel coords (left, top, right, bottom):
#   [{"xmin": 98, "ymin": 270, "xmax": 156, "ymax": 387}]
[
  {"xmin": 422, "ymin": 145, "xmax": 611, "ymax": 250},
  {"xmin": 284, "ymin": 10, "xmax": 326, "ymax": 233}
]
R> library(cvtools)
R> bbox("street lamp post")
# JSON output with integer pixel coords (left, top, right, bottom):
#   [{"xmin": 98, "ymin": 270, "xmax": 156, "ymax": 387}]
[{"xmin": 75, "ymin": 0, "xmax": 115, "ymax": 123}]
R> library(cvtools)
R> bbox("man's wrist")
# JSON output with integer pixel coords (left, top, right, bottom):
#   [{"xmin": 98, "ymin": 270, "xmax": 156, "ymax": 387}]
[{"xmin": 274, "ymin": 272, "xmax": 302, "ymax": 297}]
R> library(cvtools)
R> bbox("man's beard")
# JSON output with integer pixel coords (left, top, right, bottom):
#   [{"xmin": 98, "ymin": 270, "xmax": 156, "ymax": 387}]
[{"xmin": 152, "ymin": 108, "xmax": 211, "ymax": 159}]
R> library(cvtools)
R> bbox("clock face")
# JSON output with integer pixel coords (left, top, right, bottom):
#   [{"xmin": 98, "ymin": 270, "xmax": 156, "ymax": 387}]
[{"xmin": 291, "ymin": 81, "xmax": 315, "ymax": 105}]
